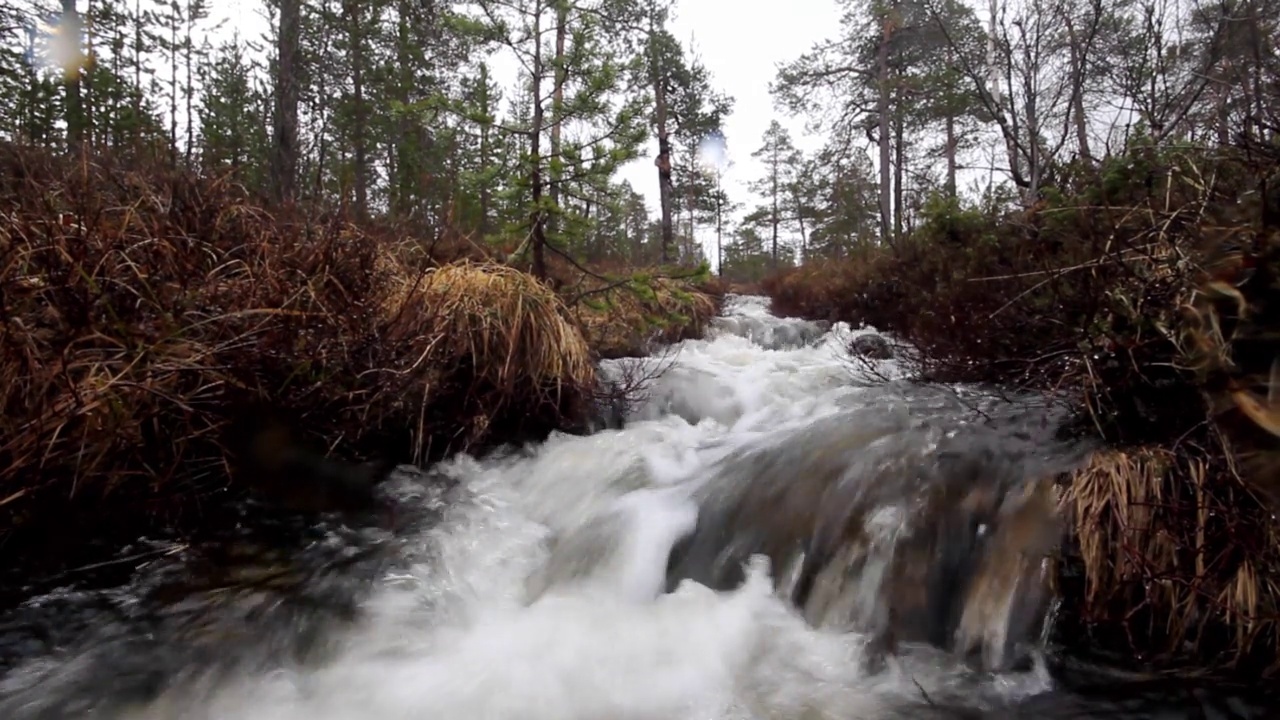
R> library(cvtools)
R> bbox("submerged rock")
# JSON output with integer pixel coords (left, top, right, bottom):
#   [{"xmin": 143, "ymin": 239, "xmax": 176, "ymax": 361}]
[
  {"xmin": 850, "ymin": 333, "xmax": 894, "ymax": 359},
  {"xmin": 665, "ymin": 401, "xmax": 1086, "ymax": 673}
]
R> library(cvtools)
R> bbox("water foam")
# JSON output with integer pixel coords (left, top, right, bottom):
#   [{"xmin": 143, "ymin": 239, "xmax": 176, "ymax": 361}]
[{"xmin": 7, "ymin": 295, "xmax": 1062, "ymax": 720}]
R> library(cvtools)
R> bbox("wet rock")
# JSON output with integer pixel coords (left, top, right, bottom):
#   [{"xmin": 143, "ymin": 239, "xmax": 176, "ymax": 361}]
[
  {"xmin": 664, "ymin": 403, "xmax": 1087, "ymax": 674},
  {"xmin": 850, "ymin": 333, "xmax": 894, "ymax": 359}
]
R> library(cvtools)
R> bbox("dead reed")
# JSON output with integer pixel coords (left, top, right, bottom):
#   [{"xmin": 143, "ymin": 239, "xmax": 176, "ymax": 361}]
[{"xmin": 1063, "ymin": 446, "xmax": 1280, "ymax": 676}]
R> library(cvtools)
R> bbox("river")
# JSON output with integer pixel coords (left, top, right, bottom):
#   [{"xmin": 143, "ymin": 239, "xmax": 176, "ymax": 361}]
[{"xmin": 0, "ymin": 295, "xmax": 1270, "ymax": 719}]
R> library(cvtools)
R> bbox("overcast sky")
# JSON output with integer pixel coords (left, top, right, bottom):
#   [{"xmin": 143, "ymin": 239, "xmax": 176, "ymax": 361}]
[{"xmin": 610, "ymin": 0, "xmax": 841, "ymax": 213}]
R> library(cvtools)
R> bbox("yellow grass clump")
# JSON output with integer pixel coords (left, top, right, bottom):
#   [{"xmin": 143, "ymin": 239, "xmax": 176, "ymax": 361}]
[
  {"xmin": 1062, "ymin": 447, "xmax": 1280, "ymax": 676},
  {"xmin": 420, "ymin": 262, "xmax": 591, "ymax": 388}
]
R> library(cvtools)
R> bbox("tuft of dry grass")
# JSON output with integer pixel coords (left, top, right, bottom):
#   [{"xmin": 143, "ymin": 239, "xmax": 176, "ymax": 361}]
[
  {"xmin": 419, "ymin": 262, "xmax": 592, "ymax": 389},
  {"xmin": 1061, "ymin": 446, "xmax": 1280, "ymax": 676}
]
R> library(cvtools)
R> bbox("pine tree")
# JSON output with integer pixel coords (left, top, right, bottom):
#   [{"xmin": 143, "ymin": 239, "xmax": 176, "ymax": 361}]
[{"xmin": 197, "ymin": 34, "xmax": 269, "ymax": 188}]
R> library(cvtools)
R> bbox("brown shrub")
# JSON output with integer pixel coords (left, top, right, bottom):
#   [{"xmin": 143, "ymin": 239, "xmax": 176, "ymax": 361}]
[
  {"xmin": 765, "ymin": 146, "xmax": 1259, "ymax": 445},
  {"xmin": 763, "ymin": 245, "xmax": 896, "ymax": 326},
  {"xmin": 0, "ymin": 148, "xmax": 595, "ymax": 579}
]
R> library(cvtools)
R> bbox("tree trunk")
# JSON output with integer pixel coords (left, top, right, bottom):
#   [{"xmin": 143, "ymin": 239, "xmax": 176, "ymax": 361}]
[
  {"xmin": 168, "ymin": 8, "xmax": 177, "ymax": 160},
  {"xmin": 649, "ymin": 5, "xmax": 675, "ymax": 262},
  {"xmin": 84, "ymin": 0, "xmax": 95, "ymax": 150},
  {"xmin": 272, "ymin": 0, "xmax": 301, "ymax": 205},
  {"xmin": 393, "ymin": 0, "xmax": 412, "ymax": 219},
  {"xmin": 715, "ymin": 182, "xmax": 724, "ymax": 275},
  {"xmin": 478, "ymin": 65, "xmax": 494, "ymax": 236},
  {"xmin": 345, "ymin": 0, "xmax": 369, "ymax": 220},
  {"xmin": 529, "ymin": 2, "xmax": 548, "ymax": 279},
  {"xmin": 876, "ymin": 13, "xmax": 892, "ymax": 245},
  {"xmin": 61, "ymin": 0, "xmax": 85, "ymax": 154},
  {"xmin": 893, "ymin": 112, "xmax": 904, "ymax": 238},
  {"xmin": 792, "ymin": 186, "xmax": 807, "ymax": 258},
  {"xmin": 945, "ymin": 113, "xmax": 958, "ymax": 198},
  {"xmin": 132, "ymin": 0, "xmax": 142, "ymax": 152},
  {"xmin": 771, "ymin": 144, "xmax": 780, "ymax": 266},
  {"xmin": 549, "ymin": 1, "xmax": 567, "ymax": 235},
  {"xmin": 185, "ymin": 3, "xmax": 195, "ymax": 164},
  {"xmin": 1063, "ymin": 17, "xmax": 1093, "ymax": 162}
]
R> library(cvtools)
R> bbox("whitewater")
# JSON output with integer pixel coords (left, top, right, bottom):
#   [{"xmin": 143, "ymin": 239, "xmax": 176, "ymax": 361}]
[{"xmin": 0, "ymin": 295, "xmax": 1267, "ymax": 720}]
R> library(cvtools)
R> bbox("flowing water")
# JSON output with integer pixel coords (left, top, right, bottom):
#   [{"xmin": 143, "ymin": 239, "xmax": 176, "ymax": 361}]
[{"xmin": 0, "ymin": 295, "xmax": 1272, "ymax": 719}]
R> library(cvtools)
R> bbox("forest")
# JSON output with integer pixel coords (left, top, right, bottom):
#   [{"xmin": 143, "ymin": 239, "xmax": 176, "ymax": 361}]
[
  {"xmin": 0, "ymin": 0, "xmax": 744, "ymax": 269},
  {"xmin": 2, "ymin": 0, "xmax": 1280, "ymax": 683}
]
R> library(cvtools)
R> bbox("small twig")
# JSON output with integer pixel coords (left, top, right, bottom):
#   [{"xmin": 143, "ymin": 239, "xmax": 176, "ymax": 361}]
[
  {"xmin": 910, "ymin": 676, "xmax": 937, "ymax": 708},
  {"xmin": 31, "ymin": 543, "xmax": 187, "ymax": 587}
]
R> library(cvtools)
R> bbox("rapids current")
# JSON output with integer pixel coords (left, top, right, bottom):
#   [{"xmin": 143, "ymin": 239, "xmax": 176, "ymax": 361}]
[{"xmin": 0, "ymin": 295, "xmax": 1271, "ymax": 719}]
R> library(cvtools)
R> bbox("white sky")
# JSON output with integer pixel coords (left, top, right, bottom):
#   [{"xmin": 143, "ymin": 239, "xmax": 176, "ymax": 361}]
[
  {"xmin": 610, "ymin": 0, "xmax": 841, "ymax": 214},
  {"xmin": 211, "ymin": 0, "xmax": 840, "ymax": 259}
]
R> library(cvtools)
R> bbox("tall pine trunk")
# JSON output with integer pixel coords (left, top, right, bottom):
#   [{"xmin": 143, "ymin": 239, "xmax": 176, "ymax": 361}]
[
  {"xmin": 271, "ymin": 0, "xmax": 301, "ymax": 205},
  {"xmin": 875, "ymin": 12, "xmax": 892, "ymax": 245}
]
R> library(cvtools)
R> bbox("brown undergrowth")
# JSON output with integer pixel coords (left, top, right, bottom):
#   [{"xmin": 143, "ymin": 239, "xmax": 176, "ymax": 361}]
[
  {"xmin": 0, "ymin": 148, "xmax": 654, "ymax": 590},
  {"xmin": 763, "ymin": 142, "xmax": 1280, "ymax": 678},
  {"xmin": 1061, "ymin": 446, "xmax": 1280, "ymax": 676}
]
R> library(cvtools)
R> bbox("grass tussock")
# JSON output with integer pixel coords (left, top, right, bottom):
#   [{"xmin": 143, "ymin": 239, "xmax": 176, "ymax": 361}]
[
  {"xmin": 0, "ymin": 148, "xmax": 596, "ymax": 574},
  {"xmin": 761, "ymin": 142, "xmax": 1280, "ymax": 677},
  {"xmin": 407, "ymin": 261, "xmax": 595, "ymax": 447},
  {"xmin": 417, "ymin": 262, "xmax": 592, "ymax": 388},
  {"xmin": 1063, "ymin": 447, "xmax": 1280, "ymax": 675}
]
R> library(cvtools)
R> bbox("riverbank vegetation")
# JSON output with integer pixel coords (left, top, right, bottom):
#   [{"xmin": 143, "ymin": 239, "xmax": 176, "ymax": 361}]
[
  {"xmin": 750, "ymin": 0, "xmax": 1280, "ymax": 680},
  {"xmin": 0, "ymin": 0, "xmax": 726, "ymax": 594}
]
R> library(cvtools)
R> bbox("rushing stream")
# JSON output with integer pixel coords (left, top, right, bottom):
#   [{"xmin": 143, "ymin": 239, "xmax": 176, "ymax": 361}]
[{"xmin": 0, "ymin": 295, "xmax": 1272, "ymax": 719}]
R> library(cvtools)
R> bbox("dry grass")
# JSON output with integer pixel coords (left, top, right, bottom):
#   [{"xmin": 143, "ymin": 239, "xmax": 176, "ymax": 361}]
[
  {"xmin": 403, "ymin": 262, "xmax": 595, "ymax": 453},
  {"xmin": 0, "ymin": 148, "xmax": 596, "ymax": 576},
  {"xmin": 420, "ymin": 262, "xmax": 592, "ymax": 388},
  {"xmin": 1062, "ymin": 447, "xmax": 1280, "ymax": 675}
]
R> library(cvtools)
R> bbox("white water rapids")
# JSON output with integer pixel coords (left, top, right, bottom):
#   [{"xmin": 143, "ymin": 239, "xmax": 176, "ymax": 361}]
[{"xmin": 2, "ymin": 295, "xmax": 1267, "ymax": 719}]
